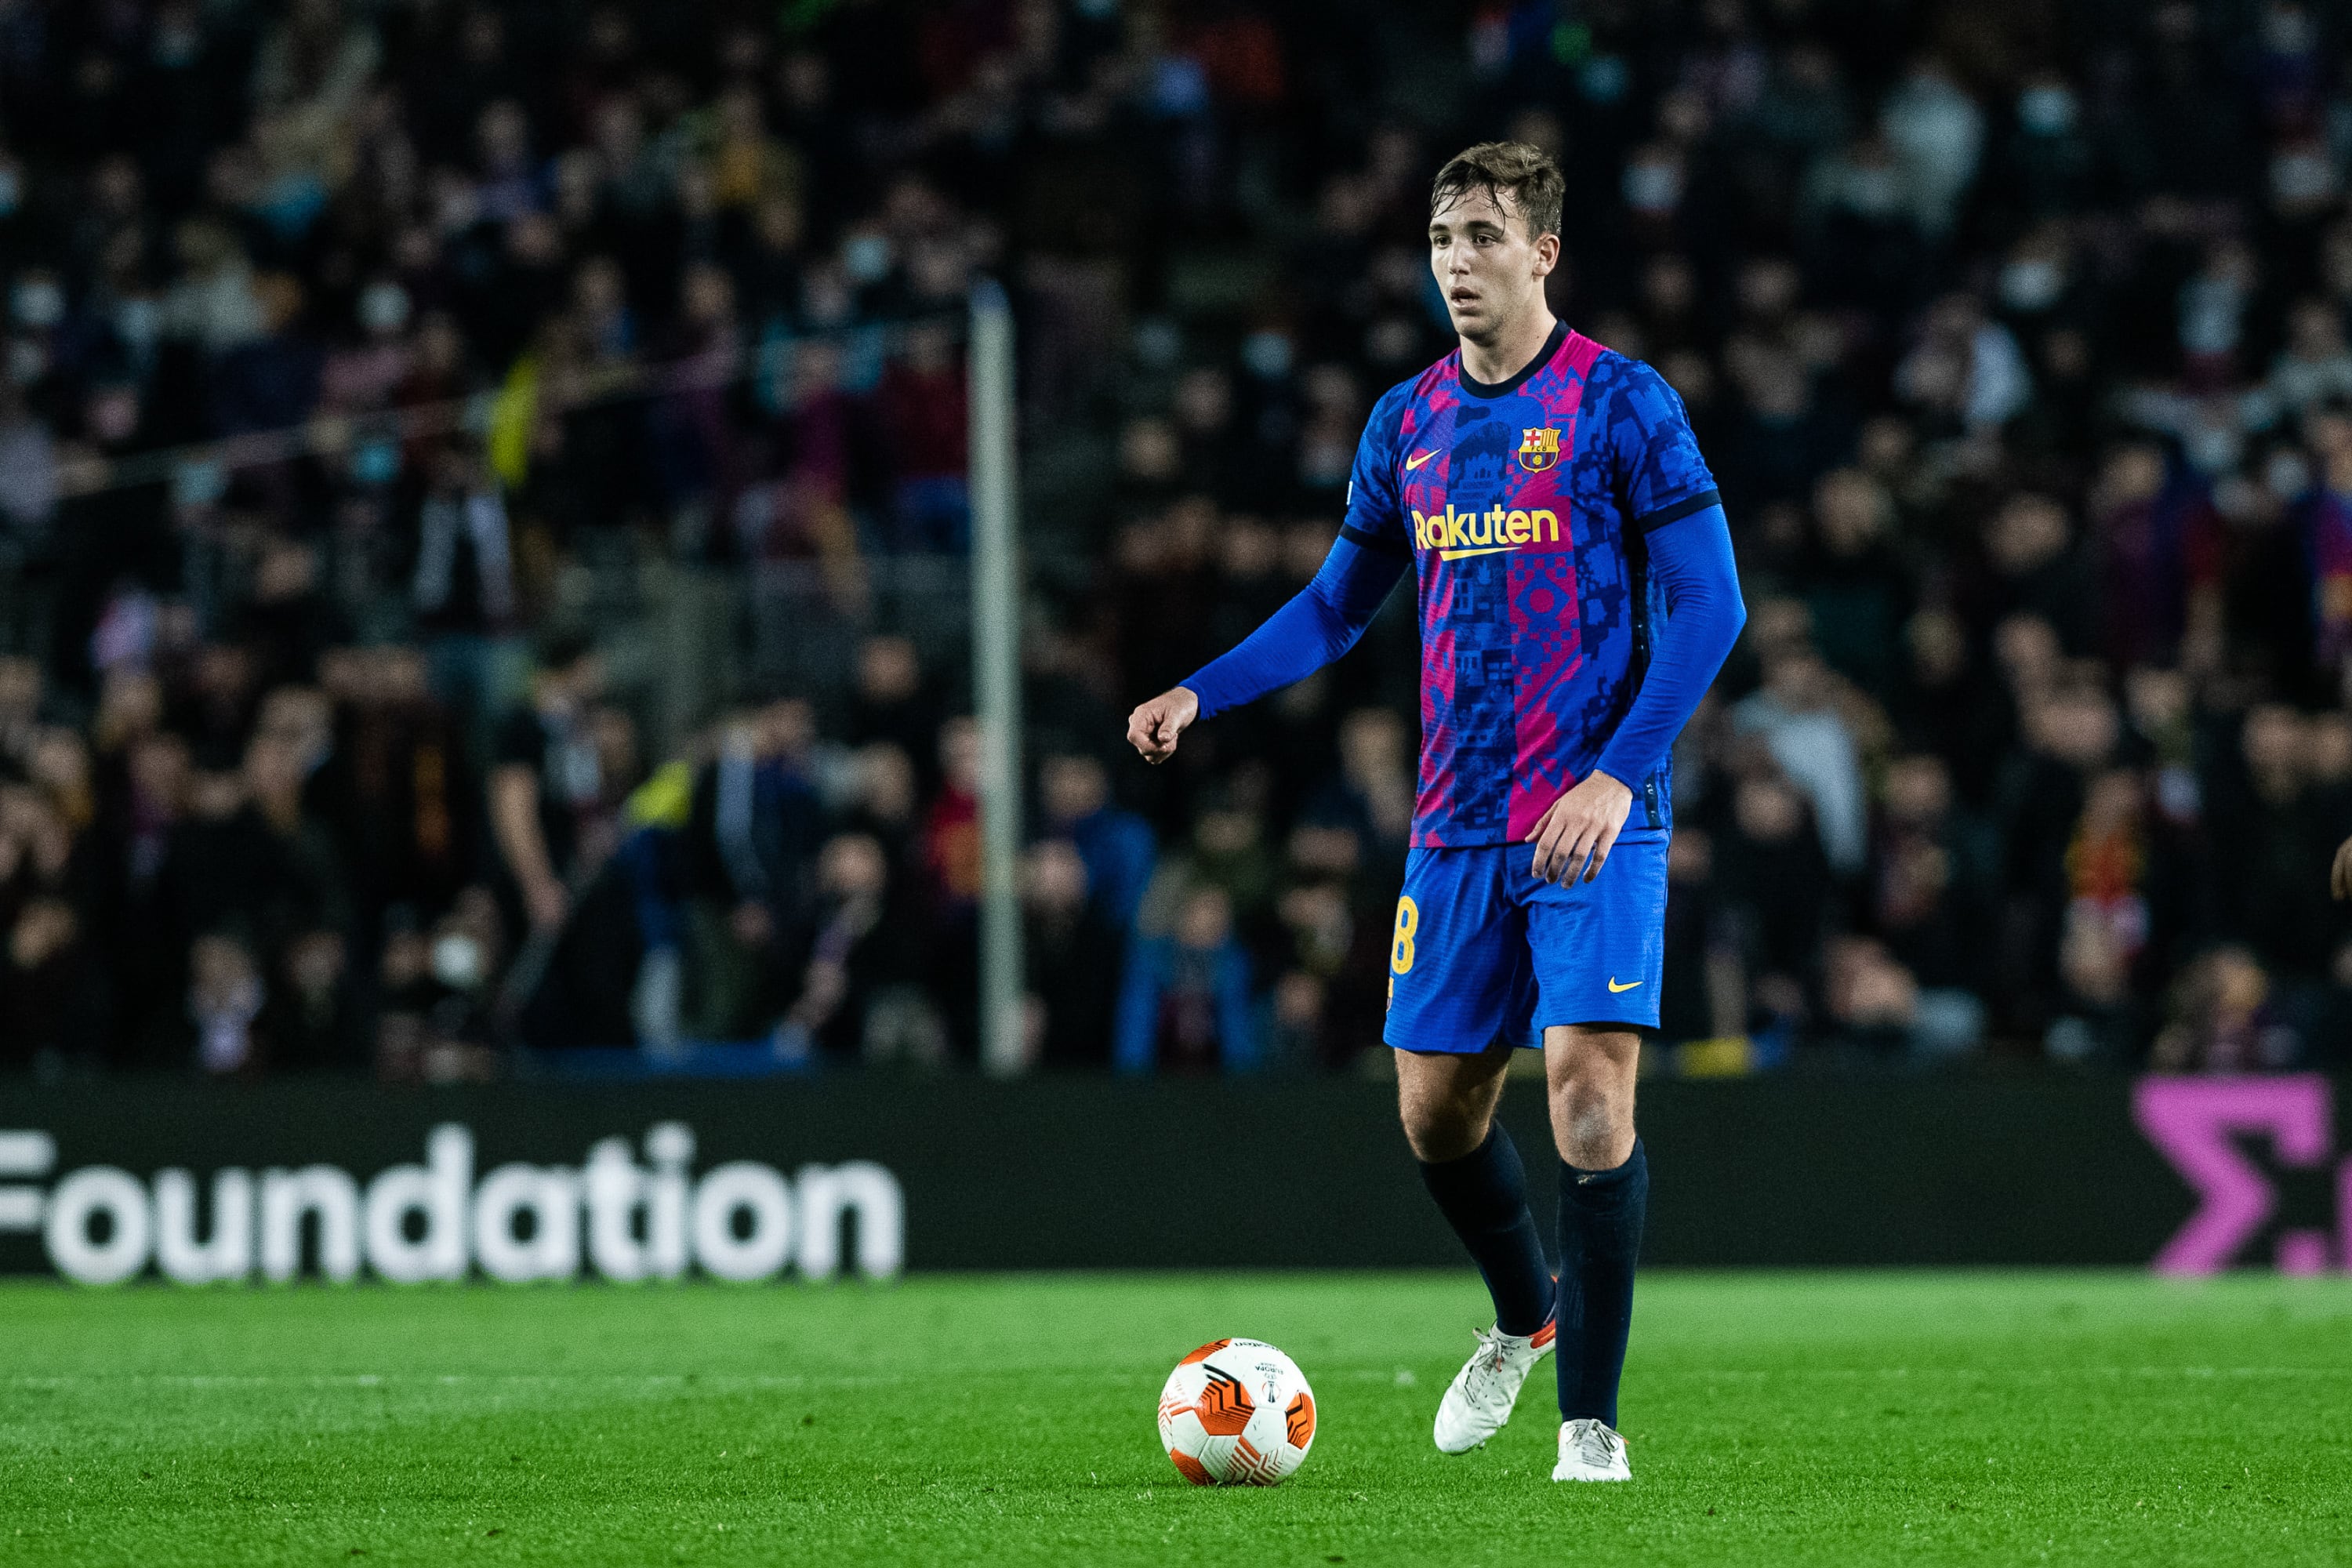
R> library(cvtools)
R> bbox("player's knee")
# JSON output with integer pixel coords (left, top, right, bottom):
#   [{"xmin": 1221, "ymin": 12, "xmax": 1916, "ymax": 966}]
[
  {"xmin": 1546, "ymin": 1070, "xmax": 1632, "ymax": 1167},
  {"xmin": 1398, "ymin": 1097, "xmax": 1490, "ymax": 1164}
]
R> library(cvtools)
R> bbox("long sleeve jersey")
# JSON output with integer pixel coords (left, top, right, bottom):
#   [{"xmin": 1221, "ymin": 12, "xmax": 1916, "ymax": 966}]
[{"xmin": 1185, "ymin": 322, "xmax": 1745, "ymax": 845}]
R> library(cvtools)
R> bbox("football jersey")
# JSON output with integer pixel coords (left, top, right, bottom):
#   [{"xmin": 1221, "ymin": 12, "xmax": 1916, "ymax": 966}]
[{"xmin": 1341, "ymin": 322, "xmax": 1719, "ymax": 847}]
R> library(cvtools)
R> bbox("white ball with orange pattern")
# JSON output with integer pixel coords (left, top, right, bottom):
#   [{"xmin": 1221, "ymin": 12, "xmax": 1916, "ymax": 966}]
[{"xmin": 1156, "ymin": 1338, "xmax": 1316, "ymax": 1486}]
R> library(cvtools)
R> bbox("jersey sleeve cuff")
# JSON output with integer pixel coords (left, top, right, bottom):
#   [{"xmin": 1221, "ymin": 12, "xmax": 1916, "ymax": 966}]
[
  {"xmin": 1178, "ymin": 672, "xmax": 1228, "ymax": 720},
  {"xmin": 1631, "ymin": 490, "xmax": 1721, "ymax": 533},
  {"xmin": 1338, "ymin": 523, "xmax": 1410, "ymax": 557},
  {"xmin": 1592, "ymin": 753, "xmax": 1652, "ymax": 793}
]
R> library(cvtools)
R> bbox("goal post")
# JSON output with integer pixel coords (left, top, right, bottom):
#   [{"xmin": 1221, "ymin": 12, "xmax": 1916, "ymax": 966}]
[{"xmin": 968, "ymin": 279, "xmax": 1027, "ymax": 1076}]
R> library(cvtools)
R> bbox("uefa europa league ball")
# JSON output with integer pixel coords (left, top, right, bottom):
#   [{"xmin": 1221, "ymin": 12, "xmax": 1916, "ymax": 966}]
[{"xmin": 1156, "ymin": 1338, "xmax": 1317, "ymax": 1486}]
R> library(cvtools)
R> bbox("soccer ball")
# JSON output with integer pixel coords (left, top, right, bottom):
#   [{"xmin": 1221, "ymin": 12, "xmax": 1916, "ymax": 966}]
[{"xmin": 1156, "ymin": 1338, "xmax": 1316, "ymax": 1486}]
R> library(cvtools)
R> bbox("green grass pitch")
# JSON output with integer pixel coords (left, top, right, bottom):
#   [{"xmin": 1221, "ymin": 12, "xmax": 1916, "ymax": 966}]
[{"xmin": 4, "ymin": 1272, "xmax": 2350, "ymax": 1566}]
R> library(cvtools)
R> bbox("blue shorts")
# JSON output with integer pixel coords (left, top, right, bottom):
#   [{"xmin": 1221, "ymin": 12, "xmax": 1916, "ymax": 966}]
[{"xmin": 1382, "ymin": 835, "xmax": 1668, "ymax": 1052}]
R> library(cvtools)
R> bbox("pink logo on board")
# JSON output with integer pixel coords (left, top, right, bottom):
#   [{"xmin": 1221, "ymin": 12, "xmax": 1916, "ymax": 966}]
[{"xmin": 2134, "ymin": 1076, "xmax": 2338, "ymax": 1275}]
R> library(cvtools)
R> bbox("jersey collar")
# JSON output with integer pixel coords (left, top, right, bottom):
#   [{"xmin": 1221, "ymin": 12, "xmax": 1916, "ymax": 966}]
[{"xmin": 1457, "ymin": 318, "xmax": 1568, "ymax": 400}]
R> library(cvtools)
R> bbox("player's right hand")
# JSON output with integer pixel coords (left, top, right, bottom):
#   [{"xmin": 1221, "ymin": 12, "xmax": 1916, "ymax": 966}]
[{"xmin": 1127, "ymin": 687, "xmax": 1200, "ymax": 765}]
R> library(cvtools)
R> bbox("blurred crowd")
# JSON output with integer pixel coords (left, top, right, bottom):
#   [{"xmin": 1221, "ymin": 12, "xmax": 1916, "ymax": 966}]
[{"xmin": 8, "ymin": 0, "xmax": 2352, "ymax": 1076}]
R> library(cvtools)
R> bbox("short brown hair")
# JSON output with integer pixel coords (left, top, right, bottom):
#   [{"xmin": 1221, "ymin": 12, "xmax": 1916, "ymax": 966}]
[{"xmin": 1429, "ymin": 141, "xmax": 1564, "ymax": 242}]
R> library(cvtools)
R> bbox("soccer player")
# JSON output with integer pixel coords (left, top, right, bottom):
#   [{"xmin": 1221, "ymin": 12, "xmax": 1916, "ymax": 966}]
[{"xmin": 1125, "ymin": 142, "xmax": 1744, "ymax": 1482}]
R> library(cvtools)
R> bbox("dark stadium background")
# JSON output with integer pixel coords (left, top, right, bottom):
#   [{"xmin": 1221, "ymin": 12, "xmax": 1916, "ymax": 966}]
[
  {"xmin": 14, "ymin": 14, "xmax": 2352, "ymax": 1565},
  {"xmin": 0, "ymin": 0, "xmax": 2347, "ymax": 1089}
]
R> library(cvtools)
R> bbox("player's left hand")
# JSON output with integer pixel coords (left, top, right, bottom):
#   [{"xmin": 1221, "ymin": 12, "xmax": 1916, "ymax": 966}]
[{"xmin": 1526, "ymin": 770, "xmax": 1635, "ymax": 884}]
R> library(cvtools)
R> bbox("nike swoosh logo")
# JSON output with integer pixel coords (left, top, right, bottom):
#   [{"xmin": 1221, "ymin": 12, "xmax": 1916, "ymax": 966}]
[
  {"xmin": 1404, "ymin": 450, "xmax": 1437, "ymax": 470},
  {"xmin": 1607, "ymin": 978, "xmax": 1642, "ymax": 993}
]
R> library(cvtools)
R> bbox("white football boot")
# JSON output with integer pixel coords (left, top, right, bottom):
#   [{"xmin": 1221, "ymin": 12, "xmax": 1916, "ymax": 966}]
[
  {"xmin": 1552, "ymin": 1417, "xmax": 1632, "ymax": 1481},
  {"xmin": 1432, "ymin": 1320, "xmax": 1555, "ymax": 1454}
]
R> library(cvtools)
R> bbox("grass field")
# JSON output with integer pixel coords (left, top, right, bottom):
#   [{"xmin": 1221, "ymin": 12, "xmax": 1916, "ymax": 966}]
[{"xmin": 4, "ymin": 1272, "xmax": 2350, "ymax": 1566}]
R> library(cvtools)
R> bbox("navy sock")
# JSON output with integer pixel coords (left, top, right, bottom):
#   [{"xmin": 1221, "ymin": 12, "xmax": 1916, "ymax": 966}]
[
  {"xmin": 1556, "ymin": 1138, "xmax": 1647, "ymax": 1427},
  {"xmin": 1417, "ymin": 1125, "xmax": 1555, "ymax": 1337}
]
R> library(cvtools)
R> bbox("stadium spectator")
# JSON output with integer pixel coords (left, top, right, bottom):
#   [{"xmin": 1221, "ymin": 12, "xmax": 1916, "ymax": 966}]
[
  {"xmin": 1040, "ymin": 751, "xmax": 1156, "ymax": 938},
  {"xmin": 488, "ymin": 633, "xmax": 604, "ymax": 942},
  {"xmin": 1657, "ymin": 826, "xmax": 1740, "ymax": 1047},
  {"xmin": 2151, "ymin": 946, "xmax": 2303, "ymax": 1072},
  {"xmin": 1114, "ymin": 883, "xmax": 1258, "ymax": 1076},
  {"xmin": 1719, "ymin": 771, "xmax": 1835, "ymax": 1032},
  {"xmin": 407, "ymin": 435, "xmax": 523, "ymax": 743},
  {"xmin": 684, "ymin": 697, "xmax": 824, "ymax": 1042},
  {"xmin": 1022, "ymin": 838, "xmax": 1120, "ymax": 1070},
  {"xmin": 774, "ymin": 830, "xmax": 902, "ymax": 1065},
  {"xmin": 1732, "ymin": 641, "xmax": 1867, "ymax": 877},
  {"xmin": 1866, "ymin": 753, "xmax": 1991, "ymax": 1037},
  {"xmin": 920, "ymin": 715, "xmax": 985, "ymax": 1054},
  {"xmin": 844, "ymin": 636, "xmax": 941, "ymax": 786}
]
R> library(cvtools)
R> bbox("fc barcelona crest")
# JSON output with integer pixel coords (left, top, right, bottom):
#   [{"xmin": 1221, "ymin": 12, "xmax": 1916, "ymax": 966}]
[{"xmin": 1517, "ymin": 426, "xmax": 1561, "ymax": 472}]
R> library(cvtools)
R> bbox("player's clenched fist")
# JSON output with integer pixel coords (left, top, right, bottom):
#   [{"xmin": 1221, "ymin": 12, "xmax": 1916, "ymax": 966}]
[
  {"xmin": 1127, "ymin": 686, "xmax": 1200, "ymax": 765},
  {"xmin": 1526, "ymin": 769, "xmax": 1634, "ymax": 884}
]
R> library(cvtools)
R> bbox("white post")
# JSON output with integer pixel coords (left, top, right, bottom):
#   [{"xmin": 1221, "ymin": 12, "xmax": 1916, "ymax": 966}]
[{"xmin": 969, "ymin": 280, "xmax": 1026, "ymax": 1076}]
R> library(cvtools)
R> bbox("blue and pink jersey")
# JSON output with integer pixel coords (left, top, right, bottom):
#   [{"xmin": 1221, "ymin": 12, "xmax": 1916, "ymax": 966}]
[
  {"xmin": 1338, "ymin": 324, "xmax": 1719, "ymax": 845},
  {"xmin": 1181, "ymin": 321, "xmax": 1732, "ymax": 850}
]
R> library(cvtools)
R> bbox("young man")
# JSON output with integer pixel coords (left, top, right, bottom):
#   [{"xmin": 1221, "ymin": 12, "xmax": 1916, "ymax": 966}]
[{"xmin": 1126, "ymin": 143, "xmax": 1745, "ymax": 1482}]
